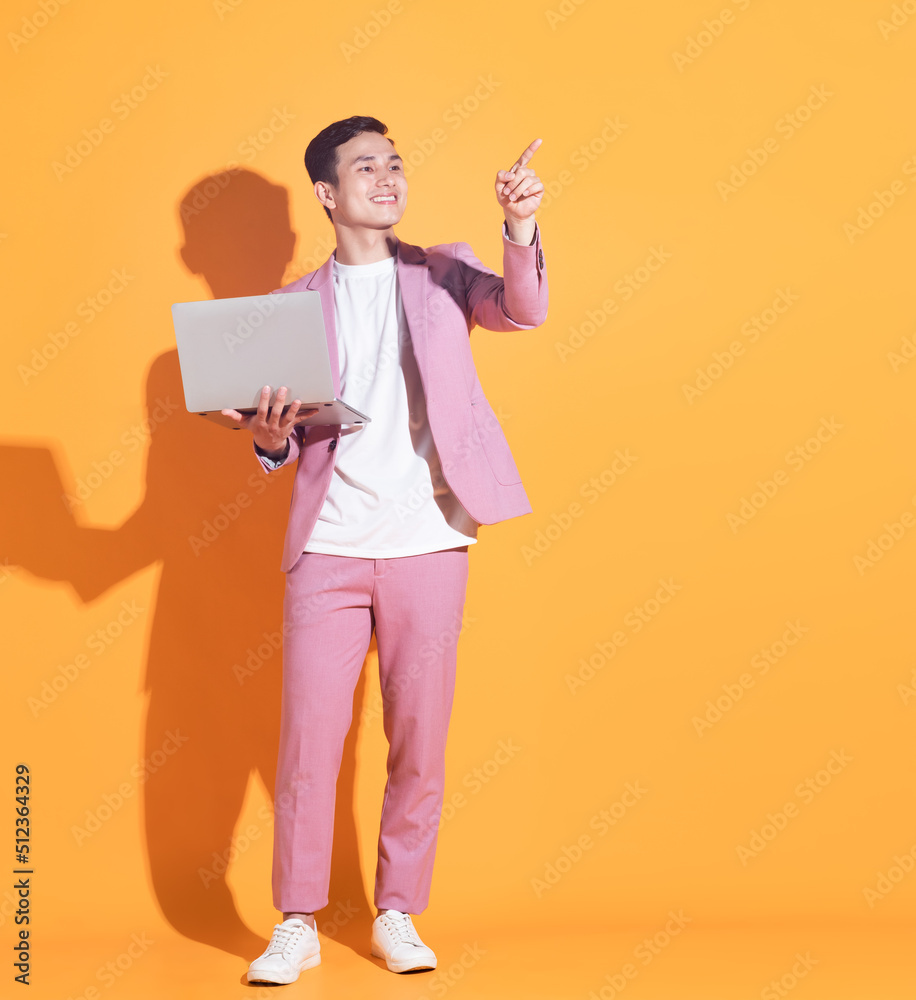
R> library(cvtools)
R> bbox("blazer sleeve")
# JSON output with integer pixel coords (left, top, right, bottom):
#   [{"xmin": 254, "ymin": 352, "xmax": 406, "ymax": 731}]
[{"xmin": 454, "ymin": 221, "xmax": 548, "ymax": 332}]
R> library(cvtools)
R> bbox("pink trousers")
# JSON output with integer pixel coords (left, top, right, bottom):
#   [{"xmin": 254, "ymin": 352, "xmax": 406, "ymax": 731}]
[{"xmin": 271, "ymin": 547, "xmax": 470, "ymax": 915}]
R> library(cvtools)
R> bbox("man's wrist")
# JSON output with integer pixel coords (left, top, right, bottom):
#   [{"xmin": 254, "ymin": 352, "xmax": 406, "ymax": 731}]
[
  {"xmin": 254, "ymin": 439, "xmax": 289, "ymax": 461},
  {"xmin": 504, "ymin": 217, "xmax": 537, "ymax": 246}
]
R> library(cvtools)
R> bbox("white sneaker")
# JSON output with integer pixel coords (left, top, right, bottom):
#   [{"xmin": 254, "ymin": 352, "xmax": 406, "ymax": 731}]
[
  {"xmin": 370, "ymin": 910, "xmax": 437, "ymax": 973},
  {"xmin": 246, "ymin": 918, "xmax": 321, "ymax": 984}
]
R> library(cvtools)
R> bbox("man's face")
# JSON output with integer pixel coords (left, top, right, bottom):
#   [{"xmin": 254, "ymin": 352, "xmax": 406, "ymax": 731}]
[{"xmin": 320, "ymin": 130, "xmax": 407, "ymax": 230}]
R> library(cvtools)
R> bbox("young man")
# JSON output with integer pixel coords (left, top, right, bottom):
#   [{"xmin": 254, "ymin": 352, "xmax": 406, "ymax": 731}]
[{"xmin": 227, "ymin": 116, "xmax": 548, "ymax": 984}]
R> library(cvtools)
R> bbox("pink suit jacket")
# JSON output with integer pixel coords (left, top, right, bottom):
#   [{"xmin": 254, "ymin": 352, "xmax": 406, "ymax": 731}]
[{"xmin": 257, "ymin": 223, "xmax": 549, "ymax": 572}]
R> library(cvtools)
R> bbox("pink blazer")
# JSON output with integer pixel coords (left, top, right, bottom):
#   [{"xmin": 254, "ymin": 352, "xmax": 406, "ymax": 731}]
[{"xmin": 257, "ymin": 224, "xmax": 549, "ymax": 572}]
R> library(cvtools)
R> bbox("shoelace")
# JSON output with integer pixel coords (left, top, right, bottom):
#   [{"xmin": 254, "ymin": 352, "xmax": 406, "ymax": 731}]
[
  {"xmin": 266, "ymin": 921, "xmax": 306, "ymax": 957},
  {"xmin": 381, "ymin": 912, "xmax": 422, "ymax": 948}
]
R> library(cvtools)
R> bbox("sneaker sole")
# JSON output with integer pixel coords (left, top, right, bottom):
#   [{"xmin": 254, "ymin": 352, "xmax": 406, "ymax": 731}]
[
  {"xmin": 247, "ymin": 952, "xmax": 321, "ymax": 984},
  {"xmin": 370, "ymin": 943, "xmax": 436, "ymax": 974}
]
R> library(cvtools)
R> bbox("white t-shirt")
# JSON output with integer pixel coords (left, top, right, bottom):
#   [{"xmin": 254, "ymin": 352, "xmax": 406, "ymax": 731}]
[{"xmin": 301, "ymin": 250, "xmax": 479, "ymax": 558}]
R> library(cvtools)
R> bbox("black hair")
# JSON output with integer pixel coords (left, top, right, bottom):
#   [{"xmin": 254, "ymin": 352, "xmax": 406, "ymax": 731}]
[{"xmin": 304, "ymin": 116, "xmax": 392, "ymax": 222}]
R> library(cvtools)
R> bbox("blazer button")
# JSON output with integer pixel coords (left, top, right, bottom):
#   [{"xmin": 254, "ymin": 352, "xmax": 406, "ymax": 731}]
[
  {"xmin": 329, "ymin": 439, "xmax": 337, "ymax": 451},
  {"xmin": 538, "ymin": 249, "xmax": 544, "ymax": 270}
]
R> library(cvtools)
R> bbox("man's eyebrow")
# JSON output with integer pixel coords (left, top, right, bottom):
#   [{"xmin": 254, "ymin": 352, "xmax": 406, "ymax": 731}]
[{"xmin": 350, "ymin": 152, "xmax": 403, "ymax": 165}]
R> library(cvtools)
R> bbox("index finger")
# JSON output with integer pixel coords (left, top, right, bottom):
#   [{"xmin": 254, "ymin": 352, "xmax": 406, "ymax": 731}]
[{"xmin": 509, "ymin": 137, "xmax": 543, "ymax": 173}]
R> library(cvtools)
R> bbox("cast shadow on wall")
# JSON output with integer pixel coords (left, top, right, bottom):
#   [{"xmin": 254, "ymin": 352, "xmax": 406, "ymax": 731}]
[{"xmin": 0, "ymin": 169, "xmax": 371, "ymax": 961}]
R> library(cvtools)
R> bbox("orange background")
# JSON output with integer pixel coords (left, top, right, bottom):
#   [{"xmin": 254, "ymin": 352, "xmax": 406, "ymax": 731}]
[{"xmin": 2, "ymin": 1, "xmax": 915, "ymax": 996}]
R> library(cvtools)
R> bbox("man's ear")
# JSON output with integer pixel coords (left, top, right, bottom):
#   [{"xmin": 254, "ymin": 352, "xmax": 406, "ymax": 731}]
[{"xmin": 314, "ymin": 180, "xmax": 336, "ymax": 212}]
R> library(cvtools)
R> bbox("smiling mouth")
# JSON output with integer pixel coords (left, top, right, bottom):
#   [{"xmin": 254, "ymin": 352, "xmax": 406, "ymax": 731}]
[{"xmin": 370, "ymin": 194, "xmax": 398, "ymax": 203}]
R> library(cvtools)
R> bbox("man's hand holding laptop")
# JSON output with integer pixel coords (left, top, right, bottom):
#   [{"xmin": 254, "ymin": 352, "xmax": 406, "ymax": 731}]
[{"xmin": 222, "ymin": 385, "xmax": 318, "ymax": 460}]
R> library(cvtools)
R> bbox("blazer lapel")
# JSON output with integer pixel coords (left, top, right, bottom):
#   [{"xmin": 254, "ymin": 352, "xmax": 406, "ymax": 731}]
[{"xmin": 396, "ymin": 240, "xmax": 429, "ymax": 375}]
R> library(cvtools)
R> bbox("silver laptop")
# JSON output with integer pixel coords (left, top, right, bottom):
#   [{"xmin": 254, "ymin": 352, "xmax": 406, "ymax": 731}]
[{"xmin": 171, "ymin": 290, "xmax": 370, "ymax": 428}]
